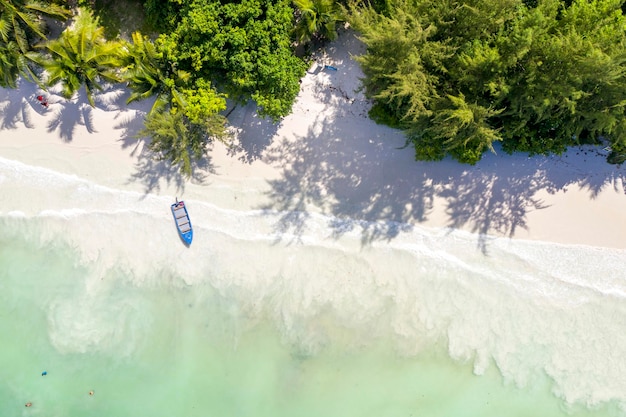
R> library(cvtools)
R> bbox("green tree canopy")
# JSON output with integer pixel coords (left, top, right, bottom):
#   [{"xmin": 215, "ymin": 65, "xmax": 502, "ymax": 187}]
[
  {"xmin": 145, "ymin": 0, "xmax": 307, "ymax": 119},
  {"xmin": 346, "ymin": 0, "xmax": 626, "ymax": 163}
]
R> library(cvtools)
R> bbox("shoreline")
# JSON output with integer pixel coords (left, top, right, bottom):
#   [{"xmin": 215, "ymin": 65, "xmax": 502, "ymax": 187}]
[{"xmin": 0, "ymin": 31, "xmax": 625, "ymax": 250}]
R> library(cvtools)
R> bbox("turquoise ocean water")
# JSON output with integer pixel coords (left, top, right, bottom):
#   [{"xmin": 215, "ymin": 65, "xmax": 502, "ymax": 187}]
[{"xmin": 1, "ymin": 156, "xmax": 626, "ymax": 416}]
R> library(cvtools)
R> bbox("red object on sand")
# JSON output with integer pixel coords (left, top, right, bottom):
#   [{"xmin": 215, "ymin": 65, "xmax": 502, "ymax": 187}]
[{"xmin": 37, "ymin": 95, "xmax": 49, "ymax": 107}]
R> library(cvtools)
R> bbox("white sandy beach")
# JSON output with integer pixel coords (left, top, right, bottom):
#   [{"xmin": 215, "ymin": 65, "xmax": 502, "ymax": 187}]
[{"xmin": 1, "ymin": 30, "xmax": 625, "ymax": 250}]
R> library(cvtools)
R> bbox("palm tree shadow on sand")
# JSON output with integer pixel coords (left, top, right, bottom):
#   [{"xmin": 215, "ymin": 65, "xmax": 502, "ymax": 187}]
[
  {"xmin": 125, "ymin": 137, "xmax": 216, "ymax": 195},
  {"xmin": 47, "ymin": 82, "xmax": 219, "ymax": 192},
  {"xmin": 0, "ymin": 79, "xmax": 42, "ymax": 130},
  {"xmin": 254, "ymin": 30, "xmax": 626, "ymax": 252},
  {"xmin": 261, "ymin": 112, "xmax": 626, "ymax": 253},
  {"xmin": 44, "ymin": 83, "xmax": 138, "ymax": 142},
  {"xmin": 119, "ymin": 108, "xmax": 216, "ymax": 194},
  {"xmin": 225, "ymin": 100, "xmax": 281, "ymax": 163},
  {"xmin": 0, "ymin": 79, "xmax": 216, "ymax": 194},
  {"xmin": 46, "ymin": 98, "xmax": 96, "ymax": 141},
  {"xmin": 37, "ymin": 83, "xmax": 126, "ymax": 142},
  {"xmin": 0, "ymin": 80, "xmax": 135, "ymax": 141}
]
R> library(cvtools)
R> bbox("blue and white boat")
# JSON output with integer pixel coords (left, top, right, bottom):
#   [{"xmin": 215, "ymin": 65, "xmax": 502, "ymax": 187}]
[{"xmin": 171, "ymin": 199, "xmax": 193, "ymax": 245}]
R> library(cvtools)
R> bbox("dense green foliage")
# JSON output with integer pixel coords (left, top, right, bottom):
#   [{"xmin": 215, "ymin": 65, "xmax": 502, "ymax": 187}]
[
  {"xmin": 139, "ymin": 104, "xmax": 226, "ymax": 177},
  {"xmin": 0, "ymin": 0, "xmax": 69, "ymax": 87},
  {"xmin": 150, "ymin": 0, "xmax": 307, "ymax": 119},
  {"xmin": 346, "ymin": 0, "xmax": 626, "ymax": 164}
]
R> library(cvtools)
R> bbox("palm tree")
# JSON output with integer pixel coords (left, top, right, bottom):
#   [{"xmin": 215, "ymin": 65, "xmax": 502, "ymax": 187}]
[
  {"xmin": 34, "ymin": 8, "xmax": 124, "ymax": 106},
  {"xmin": 123, "ymin": 33, "xmax": 228, "ymax": 177},
  {"xmin": 139, "ymin": 108, "xmax": 201, "ymax": 178},
  {"xmin": 0, "ymin": 0, "xmax": 69, "ymax": 87},
  {"xmin": 122, "ymin": 31, "xmax": 191, "ymax": 115},
  {"xmin": 122, "ymin": 32, "xmax": 229, "ymax": 177},
  {"xmin": 0, "ymin": 0, "xmax": 69, "ymax": 51},
  {"xmin": 0, "ymin": 40, "xmax": 23, "ymax": 87},
  {"xmin": 293, "ymin": 0, "xmax": 342, "ymax": 45}
]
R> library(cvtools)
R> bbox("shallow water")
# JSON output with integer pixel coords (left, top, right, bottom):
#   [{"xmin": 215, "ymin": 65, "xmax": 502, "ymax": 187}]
[{"xmin": 1, "ymin": 157, "xmax": 625, "ymax": 416}]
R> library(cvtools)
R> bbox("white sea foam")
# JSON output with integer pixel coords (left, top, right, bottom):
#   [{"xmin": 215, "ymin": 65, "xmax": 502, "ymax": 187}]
[{"xmin": 1, "ymin": 156, "xmax": 626, "ymax": 412}]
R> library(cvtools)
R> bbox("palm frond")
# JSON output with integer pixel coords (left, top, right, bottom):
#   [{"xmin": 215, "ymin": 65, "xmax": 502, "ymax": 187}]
[
  {"xmin": 14, "ymin": 9, "xmax": 45, "ymax": 39},
  {"xmin": 25, "ymin": 2, "xmax": 70, "ymax": 21},
  {"xmin": 0, "ymin": 19, "xmax": 10, "ymax": 42}
]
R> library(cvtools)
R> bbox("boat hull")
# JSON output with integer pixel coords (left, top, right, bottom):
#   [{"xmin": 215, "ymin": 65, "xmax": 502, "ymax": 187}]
[{"xmin": 171, "ymin": 201, "xmax": 193, "ymax": 245}]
